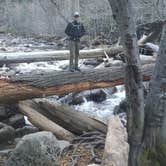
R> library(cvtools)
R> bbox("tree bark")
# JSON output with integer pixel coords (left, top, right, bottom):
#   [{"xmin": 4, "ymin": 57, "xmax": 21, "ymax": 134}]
[
  {"xmin": 0, "ymin": 64, "xmax": 154, "ymax": 104},
  {"xmin": 18, "ymin": 101, "xmax": 75, "ymax": 141},
  {"xmin": 143, "ymin": 24, "xmax": 166, "ymax": 149},
  {"xmin": 25, "ymin": 99, "xmax": 107, "ymax": 135},
  {"xmin": 0, "ymin": 47, "xmax": 123, "ymax": 65},
  {"xmin": 108, "ymin": 0, "xmax": 145, "ymax": 165}
]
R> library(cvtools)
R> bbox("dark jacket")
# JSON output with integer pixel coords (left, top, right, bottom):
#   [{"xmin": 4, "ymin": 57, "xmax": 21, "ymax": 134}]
[{"xmin": 65, "ymin": 20, "xmax": 85, "ymax": 41}]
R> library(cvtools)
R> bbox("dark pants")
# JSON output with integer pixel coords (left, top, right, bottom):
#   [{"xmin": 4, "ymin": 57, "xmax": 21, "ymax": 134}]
[{"xmin": 69, "ymin": 40, "xmax": 80, "ymax": 70}]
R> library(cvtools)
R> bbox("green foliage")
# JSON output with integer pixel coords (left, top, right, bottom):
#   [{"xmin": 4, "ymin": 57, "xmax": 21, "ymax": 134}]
[{"xmin": 141, "ymin": 144, "xmax": 166, "ymax": 166}]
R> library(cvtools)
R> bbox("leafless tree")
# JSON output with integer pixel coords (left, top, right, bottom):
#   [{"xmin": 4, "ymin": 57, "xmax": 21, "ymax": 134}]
[
  {"xmin": 107, "ymin": 0, "xmax": 144, "ymax": 165},
  {"xmin": 107, "ymin": 0, "xmax": 166, "ymax": 165}
]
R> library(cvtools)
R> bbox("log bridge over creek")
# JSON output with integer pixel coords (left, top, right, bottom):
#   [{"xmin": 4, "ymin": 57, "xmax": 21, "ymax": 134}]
[
  {"xmin": 0, "ymin": 63, "xmax": 154, "ymax": 104},
  {"xmin": 0, "ymin": 48, "xmax": 155, "ymax": 141},
  {"xmin": 0, "ymin": 46, "xmax": 156, "ymax": 104}
]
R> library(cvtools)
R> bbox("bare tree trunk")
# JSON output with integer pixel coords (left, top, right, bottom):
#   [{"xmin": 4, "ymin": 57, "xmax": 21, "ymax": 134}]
[
  {"xmin": 108, "ymin": 0, "xmax": 144, "ymax": 165},
  {"xmin": 141, "ymin": 23, "xmax": 166, "ymax": 165}
]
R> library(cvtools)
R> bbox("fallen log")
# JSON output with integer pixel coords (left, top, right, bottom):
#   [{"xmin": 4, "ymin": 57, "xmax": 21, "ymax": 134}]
[
  {"xmin": 0, "ymin": 64, "xmax": 154, "ymax": 104},
  {"xmin": 0, "ymin": 46, "xmax": 123, "ymax": 65},
  {"xmin": 21, "ymin": 99, "xmax": 107, "ymax": 134},
  {"xmin": 18, "ymin": 101, "xmax": 75, "ymax": 141},
  {"xmin": 102, "ymin": 116, "xmax": 129, "ymax": 166}
]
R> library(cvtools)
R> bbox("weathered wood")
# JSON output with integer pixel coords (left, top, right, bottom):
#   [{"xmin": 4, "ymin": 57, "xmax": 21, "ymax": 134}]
[
  {"xmin": 108, "ymin": 0, "xmax": 145, "ymax": 165},
  {"xmin": 1, "ymin": 64, "xmax": 154, "ymax": 103},
  {"xmin": 18, "ymin": 101, "xmax": 75, "ymax": 141},
  {"xmin": 143, "ymin": 23, "xmax": 166, "ymax": 148},
  {"xmin": 0, "ymin": 46, "xmax": 156, "ymax": 65},
  {"xmin": 0, "ymin": 46, "xmax": 123, "ymax": 65},
  {"xmin": 102, "ymin": 116, "xmax": 129, "ymax": 166},
  {"xmin": 0, "ymin": 64, "xmax": 154, "ymax": 104},
  {"xmin": 23, "ymin": 99, "xmax": 107, "ymax": 134}
]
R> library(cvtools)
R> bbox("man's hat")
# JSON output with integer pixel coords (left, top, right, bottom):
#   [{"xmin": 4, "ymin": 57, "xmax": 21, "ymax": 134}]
[{"xmin": 73, "ymin": 11, "xmax": 80, "ymax": 17}]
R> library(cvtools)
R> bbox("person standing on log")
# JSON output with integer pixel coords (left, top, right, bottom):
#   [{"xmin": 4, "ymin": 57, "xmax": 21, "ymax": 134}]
[{"xmin": 65, "ymin": 12, "xmax": 85, "ymax": 72}]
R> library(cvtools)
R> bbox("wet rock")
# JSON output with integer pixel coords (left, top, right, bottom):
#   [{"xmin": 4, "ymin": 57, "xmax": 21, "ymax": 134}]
[
  {"xmin": 0, "ymin": 123, "xmax": 15, "ymax": 143},
  {"xmin": 68, "ymin": 89, "xmax": 107, "ymax": 105},
  {"xmin": 36, "ymin": 63, "xmax": 47, "ymax": 67},
  {"xmin": 69, "ymin": 96, "xmax": 85, "ymax": 105},
  {"xmin": 114, "ymin": 99, "xmax": 128, "ymax": 115},
  {"xmin": 3, "ymin": 114, "xmax": 25, "ymax": 129},
  {"xmin": 0, "ymin": 105, "xmax": 19, "ymax": 119},
  {"xmin": 0, "ymin": 105, "xmax": 19, "ymax": 121},
  {"xmin": 83, "ymin": 59, "xmax": 101, "ymax": 66},
  {"xmin": 15, "ymin": 126, "xmax": 39, "ymax": 138},
  {"xmin": 89, "ymin": 89, "xmax": 107, "ymax": 103},
  {"xmin": 57, "ymin": 42, "xmax": 64, "ymax": 48},
  {"xmin": 0, "ymin": 106, "xmax": 8, "ymax": 121},
  {"xmin": 5, "ymin": 131, "xmax": 70, "ymax": 166},
  {"xmin": 0, "ymin": 104, "xmax": 25, "ymax": 128},
  {"xmin": 0, "ymin": 47, "xmax": 7, "ymax": 51}
]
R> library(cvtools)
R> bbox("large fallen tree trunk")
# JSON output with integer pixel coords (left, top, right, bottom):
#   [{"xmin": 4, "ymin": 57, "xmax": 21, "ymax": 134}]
[
  {"xmin": 18, "ymin": 101, "xmax": 75, "ymax": 141},
  {"xmin": 20, "ymin": 99, "xmax": 107, "ymax": 134},
  {"xmin": 0, "ymin": 64, "xmax": 154, "ymax": 104},
  {"xmin": 0, "ymin": 46, "xmax": 123, "ymax": 65}
]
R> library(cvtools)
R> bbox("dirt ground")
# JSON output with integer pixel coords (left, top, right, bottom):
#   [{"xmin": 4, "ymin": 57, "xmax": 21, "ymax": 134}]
[{"xmin": 60, "ymin": 144, "xmax": 104, "ymax": 166}]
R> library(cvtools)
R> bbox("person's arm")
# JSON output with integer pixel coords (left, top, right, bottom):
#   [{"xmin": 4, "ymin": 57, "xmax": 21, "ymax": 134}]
[
  {"xmin": 80, "ymin": 23, "xmax": 86, "ymax": 37},
  {"xmin": 65, "ymin": 23, "xmax": 72, "ymax": 36}
]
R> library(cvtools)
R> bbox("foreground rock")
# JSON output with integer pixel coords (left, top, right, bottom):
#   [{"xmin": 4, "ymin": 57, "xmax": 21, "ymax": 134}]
[
  {"xmin": 5, "ymin": 131, "xmax": 70, "ymax": 166},
  {"xmin": 102, "ymin": 116, "xmax": 129, "ymax": 166},
  {"xmin": 15, "ymin": 126, "xmax": 39, "ymax": 138},
  {"xmin": 0, "ymin": 123, "xmax": 15, "ymax": 143}
]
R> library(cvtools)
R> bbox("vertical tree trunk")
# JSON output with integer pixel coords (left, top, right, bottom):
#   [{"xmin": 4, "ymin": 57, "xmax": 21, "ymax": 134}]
[
  {"xmin": 142, "ymin": 23, "xmax": 166, "ymax": 165},
  {"xmin": 107, "ymin": 0, "xmax": 144, "ymax": 165}
]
